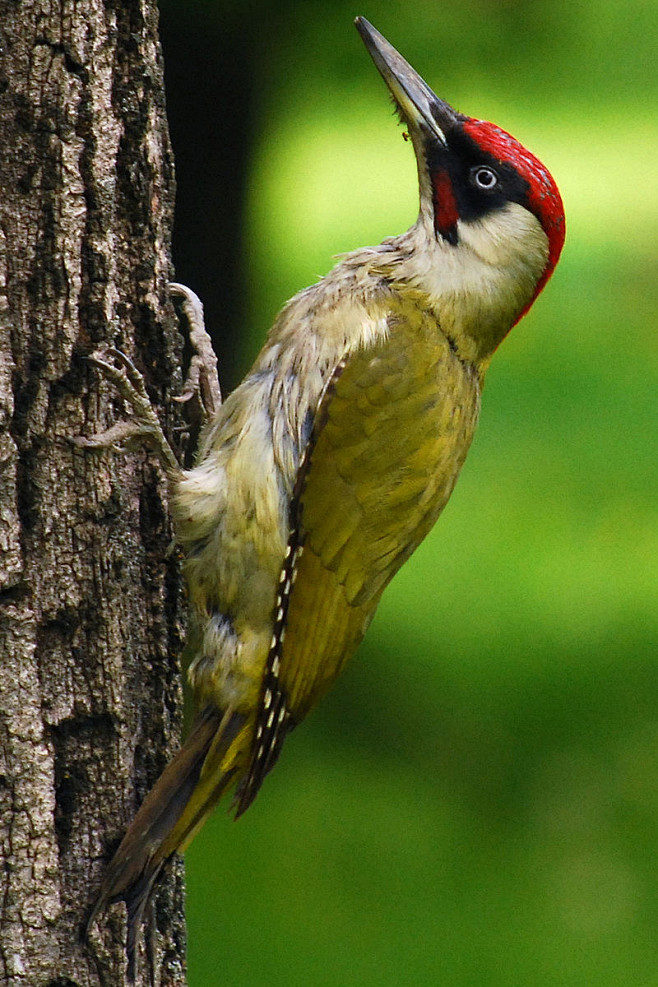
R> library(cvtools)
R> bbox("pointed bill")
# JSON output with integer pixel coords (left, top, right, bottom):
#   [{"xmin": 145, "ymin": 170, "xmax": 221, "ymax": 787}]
[{"xmin": 355, "ymin": 17, "xmax": 458, "ymax": 147}]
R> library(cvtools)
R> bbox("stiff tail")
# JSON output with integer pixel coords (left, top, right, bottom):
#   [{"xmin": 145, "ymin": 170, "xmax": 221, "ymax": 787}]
[{"xmin": 87, "ymin": 705, "xmax": 248, "ymax": 979}]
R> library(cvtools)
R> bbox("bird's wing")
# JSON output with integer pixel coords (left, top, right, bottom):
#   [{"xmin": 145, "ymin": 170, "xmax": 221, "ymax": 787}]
[{"xmin": 236, "ymin": 312, "xmax": 480, "ymax": 812}]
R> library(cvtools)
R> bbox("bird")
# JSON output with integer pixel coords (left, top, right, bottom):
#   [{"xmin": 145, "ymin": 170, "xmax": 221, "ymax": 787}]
[{"xmin": 85, "ymin": 15, "xmax": 565, "ymax": 975}]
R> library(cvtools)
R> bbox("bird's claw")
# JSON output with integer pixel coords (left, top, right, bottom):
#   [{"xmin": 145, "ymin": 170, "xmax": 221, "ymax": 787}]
[
  {"xmin": 169, "ymin": 282, "xmax": 221, "ymax": 423},
  {"xmin": 75, "ymin": 345, "xmax": 180, "ymax": 476},
  {"xmin": 76, "ymin": 285, "xmax": 220, "ymax": 475}
]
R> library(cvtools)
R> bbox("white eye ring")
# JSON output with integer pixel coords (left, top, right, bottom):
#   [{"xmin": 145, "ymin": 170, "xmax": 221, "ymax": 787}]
[{"xmin": 471, "ymin": 166, "xmax": 499, "ymax": 191}]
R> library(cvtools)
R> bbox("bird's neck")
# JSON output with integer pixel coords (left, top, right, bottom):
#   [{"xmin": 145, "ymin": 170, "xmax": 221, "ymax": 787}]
[
  {"xmin": 247, "ymin": 203, "xmax": 548, "ymax": 459},
  {"xmin": 375, "ymin": 202, "xmax": 550, "ymax": 364}
]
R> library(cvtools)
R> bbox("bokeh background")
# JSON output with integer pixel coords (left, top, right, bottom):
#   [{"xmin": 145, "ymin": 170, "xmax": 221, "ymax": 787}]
[{"xmin": 158, "ymin": 1, "xmax": 658, "ymax": 984}]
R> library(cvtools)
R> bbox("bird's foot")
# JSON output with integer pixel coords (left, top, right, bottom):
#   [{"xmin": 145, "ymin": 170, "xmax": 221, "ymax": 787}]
[
  {"xmin": 75, "ymin": 284, "xmax": 221, "ymax": 475},
  {"xmin": 169, "ymin": 282, "xmax": 221, "ymax": 424},
  {"xmin": 74, "ymin": 346, "xmax": 181, "ymax": 477}
]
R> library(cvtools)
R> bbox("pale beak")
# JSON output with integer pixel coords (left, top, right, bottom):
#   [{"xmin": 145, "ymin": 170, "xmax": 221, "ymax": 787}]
[{"xmin": 355, "ymin": 17, "xmax": 460, "ymax": 149}]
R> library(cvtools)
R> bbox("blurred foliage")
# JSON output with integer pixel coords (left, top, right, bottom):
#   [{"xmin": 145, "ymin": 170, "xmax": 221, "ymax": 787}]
[{"xmin": 159, "ymin": 1, "xmax": 658, "ymax": 983}]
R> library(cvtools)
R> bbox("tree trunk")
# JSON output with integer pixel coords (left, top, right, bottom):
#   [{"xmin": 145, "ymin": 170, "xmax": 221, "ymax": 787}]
[{"xmin": 0, "ymin": 2, "xmax": 187, "ymax": 984}]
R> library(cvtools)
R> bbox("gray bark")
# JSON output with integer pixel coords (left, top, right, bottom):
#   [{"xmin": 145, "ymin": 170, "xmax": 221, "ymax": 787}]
[{"xmin": 0, "ymin": 1, "xmax": 187, "ymax": 984}]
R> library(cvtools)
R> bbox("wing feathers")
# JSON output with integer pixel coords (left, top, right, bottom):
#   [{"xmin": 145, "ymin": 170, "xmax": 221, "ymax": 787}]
[{"xmin": 239, "ymin": 310, "xmax": 479, "ymax": 803}]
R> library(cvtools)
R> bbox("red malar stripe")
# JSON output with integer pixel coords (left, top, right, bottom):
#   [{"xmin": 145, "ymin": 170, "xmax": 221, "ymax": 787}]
[{"xmin": 432, "ymin": 169, "xmax": 459, "ymax": 240}]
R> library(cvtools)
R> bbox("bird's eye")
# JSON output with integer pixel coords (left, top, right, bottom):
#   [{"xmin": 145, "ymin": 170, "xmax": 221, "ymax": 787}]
[{"xmin": 471, "ymin": 166, "xmax": 499, "ymax": 191}]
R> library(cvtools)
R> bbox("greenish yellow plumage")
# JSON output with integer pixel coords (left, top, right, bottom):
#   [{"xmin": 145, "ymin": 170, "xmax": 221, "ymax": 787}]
[
  {"xmin": 89, "ymin": 246, "xmax": 494, "ymax": 943},
  {"xmin": 280, "ymin": 304, "xmax": 480, "ymax": 720},
  {"xmin": 85, "ymin": 17, "xmax": 564, "ymax": 975}
]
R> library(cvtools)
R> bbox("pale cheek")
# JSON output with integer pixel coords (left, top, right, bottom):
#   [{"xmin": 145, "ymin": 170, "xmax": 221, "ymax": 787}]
[{"xmin": 458, "ymin": 203, "xmax": 549, "ymax": 282}]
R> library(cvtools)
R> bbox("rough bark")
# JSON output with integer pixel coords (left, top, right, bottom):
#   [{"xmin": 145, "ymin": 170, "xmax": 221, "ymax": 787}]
[{"xmin": 0, "ymin": 1, "xmax": 187, "ymax": 984}]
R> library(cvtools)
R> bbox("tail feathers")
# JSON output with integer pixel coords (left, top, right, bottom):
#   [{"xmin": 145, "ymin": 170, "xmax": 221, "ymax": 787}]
[{"xmin": 87, "ymin": 706, "xmax": 248, "ymax": 979}]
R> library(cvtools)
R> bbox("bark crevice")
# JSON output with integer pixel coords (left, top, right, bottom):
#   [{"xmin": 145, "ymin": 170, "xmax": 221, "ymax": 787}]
[{"xmin": 0, "ymin": 2, "xmax": 187, "ymax": 984}]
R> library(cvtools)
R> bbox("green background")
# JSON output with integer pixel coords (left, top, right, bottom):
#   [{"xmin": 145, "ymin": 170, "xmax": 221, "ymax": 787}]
[{"xmin": 161, "ymin": 1, "xmax": 658, "ymax": 983}]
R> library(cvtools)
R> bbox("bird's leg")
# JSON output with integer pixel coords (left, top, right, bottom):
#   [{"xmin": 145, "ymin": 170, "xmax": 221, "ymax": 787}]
[{"xmin": 75, "ymin": 284, "xmax": 221, "ymax": 477}]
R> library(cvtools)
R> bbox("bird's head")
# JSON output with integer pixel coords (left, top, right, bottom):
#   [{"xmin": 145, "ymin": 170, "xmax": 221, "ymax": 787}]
[{"xmin": 356, "ymin": 17, "xmax": 565, "ymax": 360}]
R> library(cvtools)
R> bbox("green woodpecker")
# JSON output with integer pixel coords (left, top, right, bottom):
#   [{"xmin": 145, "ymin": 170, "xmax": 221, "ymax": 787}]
[{"xmin": 86, "ymin": 16, "xmax": 565, "ymax": 972}]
